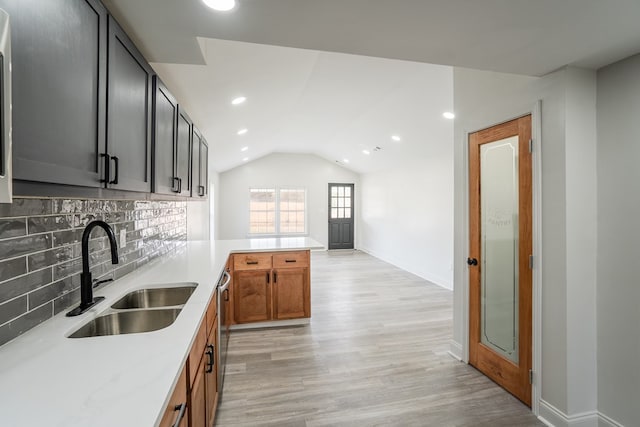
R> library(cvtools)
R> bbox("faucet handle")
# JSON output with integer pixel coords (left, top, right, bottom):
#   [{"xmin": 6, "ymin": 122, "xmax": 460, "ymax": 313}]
[{"xmin": 93, "ymin": 277, "xmax": 114, "ymax": 288}]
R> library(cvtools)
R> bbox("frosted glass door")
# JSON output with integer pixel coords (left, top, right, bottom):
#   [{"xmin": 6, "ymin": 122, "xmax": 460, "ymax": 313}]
[{"xmin": 480, "ymin": 135, "xmax": 519, "ymax": 363}]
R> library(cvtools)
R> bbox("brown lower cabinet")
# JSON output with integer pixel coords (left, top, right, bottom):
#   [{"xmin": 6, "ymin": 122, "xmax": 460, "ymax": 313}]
[
  {"xmin": 161, "ymin": 291, "xmax": 218, "ymax": 427},
  {"xmin": 189, "ymin": 308, "xmax": 219, "ymax": 426},
  {"xmin": 232, "ymin": 251, "xmax": 310, "ymax": 324},
  {"xmin": 159, "ymin": 365, "xmax": 189, "ymax": 427}
]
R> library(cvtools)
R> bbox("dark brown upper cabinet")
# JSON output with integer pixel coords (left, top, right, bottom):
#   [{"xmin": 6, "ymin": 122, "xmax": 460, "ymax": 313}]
[
  {"xmin": 105, "ymin": 15, "xmax": 153, "ymax": 192},
  {"xmin": 153, "ymin": 77, "xmax": 192, "ymax": 196},
  {"xmin": 4, "ymin": 0, "xmax": 107, "ymax": 188},
  {"xmin": 191, "ymin": 127, "xmax": 208, "ymax": 199}
]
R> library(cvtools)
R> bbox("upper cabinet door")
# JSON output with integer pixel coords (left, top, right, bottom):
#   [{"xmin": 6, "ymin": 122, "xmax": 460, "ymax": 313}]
[
  {"xmin": 191, "ymin": 126, "xmax": 202, "ymax": 198},
  {"xmin": 200, "ymin": 140, "xmax": 209, "ymax": 197},
  {"xmin": 4, "ymin": 0, "xmax": 107, "ymax": 187},
  {"xmin": 106, "ymin": 16, "xmax": 152, "ymax": 192},
  {"xmin": 176, "ymin": 107, "xmax": 192, "ymax": 197},
  {"xmin": 190, "ymin": 128, "xmax": 208, "ymax": 199},
  {"xmin": 152, "ymin": 77, "xmax": 178, "ymax": 195}
]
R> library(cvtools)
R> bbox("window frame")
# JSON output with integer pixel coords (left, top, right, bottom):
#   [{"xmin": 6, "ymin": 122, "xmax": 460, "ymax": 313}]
[{"xmin": 247, "ymin": 186, "xmax": 307, "ymax": 237}]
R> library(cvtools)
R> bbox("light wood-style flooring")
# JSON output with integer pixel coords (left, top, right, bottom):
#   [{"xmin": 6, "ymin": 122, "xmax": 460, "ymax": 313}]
[{"xmin": 215, "ymin": 250, "xmax": 543, "ymax": 426}]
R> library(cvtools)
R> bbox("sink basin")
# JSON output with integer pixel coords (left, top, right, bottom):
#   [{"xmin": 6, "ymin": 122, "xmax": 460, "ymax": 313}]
[
  {"xmin": 110, "ymin": 284, "xmax": 197, "ymax": 310},
  {"xmin": 68, "ymin": 308, "xmax": 182, "ymax": 338}
]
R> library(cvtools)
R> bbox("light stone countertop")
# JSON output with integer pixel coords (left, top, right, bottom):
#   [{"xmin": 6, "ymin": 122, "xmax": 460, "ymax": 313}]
[{"xmin": 0, "ymin": 237, "xmax": 323, "ymax": 427}]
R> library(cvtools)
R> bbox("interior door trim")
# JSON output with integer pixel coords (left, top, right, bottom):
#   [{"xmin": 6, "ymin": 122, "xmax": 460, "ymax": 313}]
[{"xmin": 459, "ymin": 101, "xmax": 542, "ymax": 415}]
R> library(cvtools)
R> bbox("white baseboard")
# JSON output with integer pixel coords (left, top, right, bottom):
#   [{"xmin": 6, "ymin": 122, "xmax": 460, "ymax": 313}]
[
  {"xmin": 598, "ymin": 412, "xmax": 625, "ymax": 427},
  {"xmin": 448, "ymin": 339, "xmax": 463, "ymax": 361},
  {"xmin": 538, "ymin": 400, "xmax": 599, "ymax": 427},
  {"xmin": 357, "ymin": 246, "xmax": 453, "ymax": 290}
]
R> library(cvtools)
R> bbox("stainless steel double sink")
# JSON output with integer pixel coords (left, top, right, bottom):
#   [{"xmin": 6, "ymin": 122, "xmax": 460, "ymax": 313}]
[{"xmin": 69, "ymin": 284, "xmax": 197, "ymax": 338}]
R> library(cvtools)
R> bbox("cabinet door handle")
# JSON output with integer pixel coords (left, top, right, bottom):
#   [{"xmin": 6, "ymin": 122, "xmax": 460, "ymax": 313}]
[
  {"xmin": 109, "ymin": 156, "xmax": 119, "ymax": 185},
  {"xmin": 266, "ymin": 272, "xmax": 270, "ymax": 284},
  {"xmin": 285, "ymin": 259, "xmax": 296, "ymax": 263},
  {"xmin": 100, "ymin": 153, "xmax": 110, "ymax": 183},
  {"xmin": 199, "ymin": 185, "xmax": 205, "ymax": 196},
  {"xmin": 205, "ymin": 344, "xmax": 214, "ymax": 373},
  {"xmin": 172, "ymin": 402, "xmax": 187, "ymax": 427},
  {"xmin": 246, "ymin": 260, "xmax": 258, "ymax": 265},
  {"xmin": 224, "ymin": 288, "xmax": 229, "ymax": 301},
  {"xmin": 172, "ymin": 177, "xmax": 180, "ymax": 193},
  {"xmin": 273, "ymin": 272, "xmax": 277, "ymax": 283},
  {"xmin": 178, "ymin": 178, "xmax": 182, "ymax": 193}
]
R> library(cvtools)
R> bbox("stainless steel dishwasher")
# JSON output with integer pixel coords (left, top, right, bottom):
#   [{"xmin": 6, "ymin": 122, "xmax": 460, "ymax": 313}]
[{"xmin": 217, "ymin": 269, "xmax": 231, "ymax": 393}]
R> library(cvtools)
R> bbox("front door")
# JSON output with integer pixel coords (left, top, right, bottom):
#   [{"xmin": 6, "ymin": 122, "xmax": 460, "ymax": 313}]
[
  {"xmin": 328, "ymin": 183, "xmax": 354, "ymax": 250},
  {"xmin": 468, "ymin": 115, "xmax": 533, "ymax": 406}
]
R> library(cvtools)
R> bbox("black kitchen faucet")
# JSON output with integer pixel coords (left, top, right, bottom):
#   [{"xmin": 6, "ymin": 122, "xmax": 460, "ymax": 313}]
[{"xmin": 66, "ymin": 220, "xmax": 119, "ymax": 317}]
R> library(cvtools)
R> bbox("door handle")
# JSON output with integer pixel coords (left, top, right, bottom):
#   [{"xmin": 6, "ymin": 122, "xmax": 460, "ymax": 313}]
[
  {"xmin": 467, "ymin": 257, "xmax": 478, "ymax": 266},
  {"xmin": 172, "ymin": 177, "xmax": 180, "ymax": 193},
  {"xmin": 205, "ymin": 344, "xmax": 214, "ymax": 373}
]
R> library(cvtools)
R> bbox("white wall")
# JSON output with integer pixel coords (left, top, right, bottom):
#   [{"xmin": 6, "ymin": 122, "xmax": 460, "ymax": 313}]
[
  {"xmin": 452, "ymin": 66, "xmax": 599, "ymax": 424},
  {"xmin": 358, "ymin": 157, "xmax": 454, "ymax": 289},
  {"xmin": 187, "ymin": 162, "xmax": 218, "ymax": 241},
  {"xmin": 218, "ymin": 153, "xmax": 359, "ymax": 247},
  {"xmin": 596, "ymin": 53, "xmax": 640, "ymax": 427}
]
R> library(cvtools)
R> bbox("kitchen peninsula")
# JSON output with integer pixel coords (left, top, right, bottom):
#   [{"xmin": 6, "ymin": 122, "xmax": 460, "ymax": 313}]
[{"xmin": 0, "ymin": 237, "xmax": 323, "ymax": 427}]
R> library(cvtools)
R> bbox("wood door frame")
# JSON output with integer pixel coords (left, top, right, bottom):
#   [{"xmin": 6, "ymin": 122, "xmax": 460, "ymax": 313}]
[{"xmin": 459, "ymin": 101, "xmax": 543, "ymax": 415}]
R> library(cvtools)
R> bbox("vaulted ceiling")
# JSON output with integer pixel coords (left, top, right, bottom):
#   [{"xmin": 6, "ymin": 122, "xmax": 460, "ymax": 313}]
[{"xmin": 103, "ymin": 0, "xmax": 640, "ymax": 173}]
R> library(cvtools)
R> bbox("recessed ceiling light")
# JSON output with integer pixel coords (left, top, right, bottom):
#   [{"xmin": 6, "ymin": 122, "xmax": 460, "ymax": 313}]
[
  {"xmin": 391, "ymin": 135, "xmax": 401, "ymax": 142},
  {"xmin": 203, "ymin": 0, "xmax": 236, "ymax": 12},
  {"xmin": 237, "ymin": 128, "xmax": 248, "ymax": 135},
  {"xmin": 242, "ymin": 157, "xmax": 249, "ymax": 162},
  {"xmin": 362, "ymin": 150, "xmax": 370, "ymax": 155},
  {"xmin": 343, "ymin": 158, "xmax": 350, "ymax": 163},
  {"xmin": 231, "ymin": 96, "xmax": 246, "ymax": 105},
  {"xmin": 443, "ymin": 111, "xmax": 455, "ymax": 119},
  {"xmin": 241, "ymin": 146, "xmax": 249, "ymax": 152}
]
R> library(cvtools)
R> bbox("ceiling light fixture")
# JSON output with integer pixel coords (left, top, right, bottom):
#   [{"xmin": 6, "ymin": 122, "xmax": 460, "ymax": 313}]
[
  {"xmin": 443, "ymin": 111, "xmax": 455, "ymax": 119},
  {"xmin": 343, "ymin": 158, "xmax": 350, "ymax": 163},
  {"xmin": 241, "ymin": 146, "xmax": 248, "ymax": 152},
  {"xmin": 231, "ymin": 96, "xmax": 246, "ymax": 105},
  {"xmin": 203, "ymin": 0, "xmax": 236, "ymax": 12},
  {"xmin": 237, "ymin": 128, "xmax": 248, "ymax": 135},
  {"xmin": 362, "ymin": 150, "xmax": 370, "ymax": 155},
  {"xmin": 391, "ymin": 135, "xmax": 401, "ymax": 142},
  {"xmin": 242, "ymin": 157, "xmax": 249, "ymax": 162}
]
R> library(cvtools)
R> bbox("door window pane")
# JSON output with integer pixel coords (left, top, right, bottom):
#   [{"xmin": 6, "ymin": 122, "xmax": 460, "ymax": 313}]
[{"xmin": 480, "ymin": 136, "xmax": 519, "ymax": 363}]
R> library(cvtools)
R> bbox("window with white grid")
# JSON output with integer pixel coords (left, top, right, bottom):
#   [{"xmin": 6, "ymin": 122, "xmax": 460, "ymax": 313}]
[{"xmin": 248, "ymin": 187, "xmax": 306, "ymax": 235}]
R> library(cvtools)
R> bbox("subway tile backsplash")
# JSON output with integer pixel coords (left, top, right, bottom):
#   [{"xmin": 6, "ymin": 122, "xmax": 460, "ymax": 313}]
[{"xmin": 0, "ymin": 198, "xmax": 187, "ymax": 347}]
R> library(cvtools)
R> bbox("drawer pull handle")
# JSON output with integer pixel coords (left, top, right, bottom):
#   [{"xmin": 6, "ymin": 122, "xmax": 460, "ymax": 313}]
[
  {"xmin": 172, "ymin": 402, "xmax": 187, "ymax": 427},
  {"xmin": 246, "ymin": 260, "xmax": 259, "ymax": 265},
  {"xmin": 285, "ymin": 259, "xmax": 297, "ymax": 263}
]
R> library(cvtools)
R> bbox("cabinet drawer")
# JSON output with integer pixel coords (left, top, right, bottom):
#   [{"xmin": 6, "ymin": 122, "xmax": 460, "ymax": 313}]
[
  {"xmin": 188, "ymin": 318, "xmax": 207, "ymax": 388},
  {"xmin": 273, "ymin": 251, "xmax": 309, "ymax": 269},
  {"xmin": 233, "ymin": 253, "xmax": 272, "ymax": 271}
]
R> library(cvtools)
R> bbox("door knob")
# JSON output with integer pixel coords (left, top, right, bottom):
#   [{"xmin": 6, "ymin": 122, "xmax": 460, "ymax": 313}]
[{"xmin": 467, "ymin": 257, "xmax": 478, "ymax": 266}]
